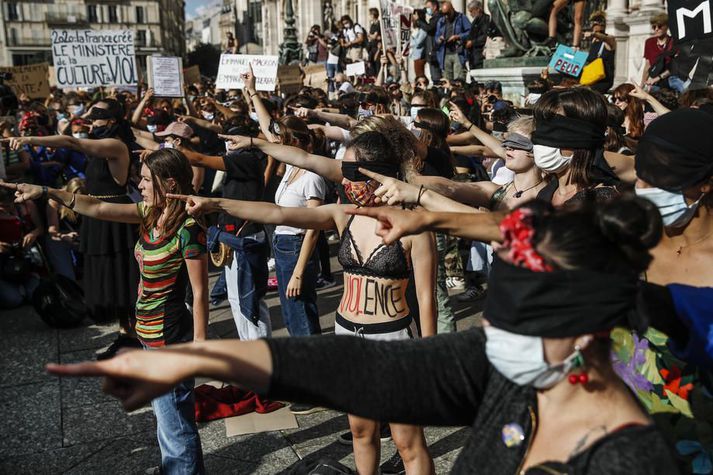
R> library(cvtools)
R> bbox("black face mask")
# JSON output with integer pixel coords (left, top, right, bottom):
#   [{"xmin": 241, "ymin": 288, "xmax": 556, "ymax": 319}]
[{"xmin": 89, "ymin": 123, "xmax": 117, "ymax": 140}]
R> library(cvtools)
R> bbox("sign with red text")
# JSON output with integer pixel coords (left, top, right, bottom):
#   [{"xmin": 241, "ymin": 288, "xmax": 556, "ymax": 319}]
[{"xmin": 548, "ymin": 45, "xmax": 587, "ymax": 77}]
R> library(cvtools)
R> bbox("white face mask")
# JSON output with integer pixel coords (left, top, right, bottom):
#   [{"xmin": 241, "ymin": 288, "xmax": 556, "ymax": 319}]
[
  {"xmin": 72, "ymin": 132, "xmax": 89, "ymax": 139},
  {"xmin": 357, "ymin": 107, "xmax": 374, "ymax": 120},
  {"xmin": 147, "ymin": 124, "xmax": 158, "ymax": 133},
  {"xmin": 248, "ymin": 111, "xmax": 259, "ymax": 122},
  {"xmin": 484, "ymin": 326, "xmax": 581, "ymax": 389},
  {"xmin": 635, "ymin": 186, "xmax": 704, "ymax": 228},
  {"xmin": 410, "ymin": 106, "xmax": 423, "ymax": 122},
  {"xmin": 160, "ymin": 141, "xmax": 175, "ymax": 149},
  {"xmin": 202, "ymin": 111, "xmax": 215, "ymax": 121},
  {"xmin": 533, "ymin": 144, "xmax": 572, "ymax": 174}
]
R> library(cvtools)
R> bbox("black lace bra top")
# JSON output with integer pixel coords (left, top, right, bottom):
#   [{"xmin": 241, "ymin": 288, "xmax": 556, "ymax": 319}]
[{"xmin": 338, "ymin": 215, "xmax": 411, "ymax": 280}]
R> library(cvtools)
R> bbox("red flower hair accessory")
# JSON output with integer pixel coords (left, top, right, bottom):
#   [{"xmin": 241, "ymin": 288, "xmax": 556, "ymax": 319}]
[{"xmin": 499, "ymin": 208, "xmax": 553, "ymax": 272}]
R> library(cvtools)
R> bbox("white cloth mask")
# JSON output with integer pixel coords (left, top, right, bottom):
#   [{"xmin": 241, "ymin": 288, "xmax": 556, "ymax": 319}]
[{"xmin": 533, "ymin": 144, "xmax": 572, "ymax": 174}]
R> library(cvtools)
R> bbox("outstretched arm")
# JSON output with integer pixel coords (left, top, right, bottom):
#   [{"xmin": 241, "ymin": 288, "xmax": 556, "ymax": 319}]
[
  {"xmin": 167, "ymin": 193, "xmax": 339, "ymax": 231},
  {"xmin": 346, "ymin": 206, "xmax": 504, "ymax": 244},
  {"xmin": 291, "ymin": 106, "xmax": 357, "ymax": 130},
  {"xmin": 1, "ymin": 182, "xmax": 141, "ymax": 224},
  {"xmin": 448, "ymin": 102, "xmax": 506, "ymax": 159},
  {"xmin": 219, "ymin": 134, "xmax": 343, "ymax": 183}
]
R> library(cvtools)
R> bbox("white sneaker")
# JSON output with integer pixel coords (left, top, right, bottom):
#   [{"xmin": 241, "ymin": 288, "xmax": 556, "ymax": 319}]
[
  {"xmin": 446, "ymin": 277, "xmax": 466, "ymax": 290},
  {"xmin": 268, "ymin": 258, "xmax": 275, "ymax": 272}
]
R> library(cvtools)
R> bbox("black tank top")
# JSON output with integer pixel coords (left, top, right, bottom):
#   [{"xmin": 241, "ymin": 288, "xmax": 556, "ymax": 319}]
[{"xmin": 338, "ymin": 214, "xmax": 411, "ymax": 280}]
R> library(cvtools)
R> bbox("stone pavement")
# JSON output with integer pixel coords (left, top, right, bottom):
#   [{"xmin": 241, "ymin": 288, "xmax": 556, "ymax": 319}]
[{"xmin": 0, "ymin": 255, "xmax": 484, "ymax": 474}]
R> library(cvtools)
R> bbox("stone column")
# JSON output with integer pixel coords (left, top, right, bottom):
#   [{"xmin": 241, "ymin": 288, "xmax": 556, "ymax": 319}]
[{"xmin": 607, "ymin": 0, "xmax": 630, "ymax": 86}]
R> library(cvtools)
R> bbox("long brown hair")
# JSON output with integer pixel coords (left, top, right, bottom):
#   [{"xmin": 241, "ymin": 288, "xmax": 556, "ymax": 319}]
[
  {"xmin": 612, "ymin": 84, "xmax": 644, "ymax": 139},
  {"xmin": 534, "ymin": 88, "xmax": 608, "ymax": 188},
  {"xmin": 350, "ymin": 115, "xmax": 423, "ymax": 179},
  {"xmin": 278, "ymin": 115, "xmax": 328, "ymax": 155},
  {"xmin": 140, "ymin": 148, "xmax": 194, "ymax": 238}
]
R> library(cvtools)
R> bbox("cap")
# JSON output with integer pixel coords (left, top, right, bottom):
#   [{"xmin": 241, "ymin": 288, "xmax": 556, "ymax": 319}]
[
  {"xmin": 154, "ymin": 121, "xmax": 194, "ymax": 138},
  {"xmin": 501, "ymin": 133, "xmax": 534, "ymax": 152}
]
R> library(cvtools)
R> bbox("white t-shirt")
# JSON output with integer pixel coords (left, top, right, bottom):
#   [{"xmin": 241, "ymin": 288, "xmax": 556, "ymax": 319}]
[
  {"xmin": 343, "ymin": 24, "xmax": 365, "ymax": 45},
  {"xmin": 274, "ymin": 165, "xmax": 327, "ymax": 235},
  {"xmin": 328, "ymin": 52, "xmax": 340, "ymax": 65},
  {"xmin": 338, "ymin": 81, "xmax": 355, "ymax": 94}
]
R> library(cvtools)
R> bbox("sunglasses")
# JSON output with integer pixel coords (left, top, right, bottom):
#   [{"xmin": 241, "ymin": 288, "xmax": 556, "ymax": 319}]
[{"xmin": 652, "ymin": 24, "xmax": 666, "ymax": 30}]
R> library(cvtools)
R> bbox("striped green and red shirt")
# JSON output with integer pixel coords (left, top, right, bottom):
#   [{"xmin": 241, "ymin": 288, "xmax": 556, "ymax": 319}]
[{"xmin": 134, "ymin": 203, "xmax": 206, "ymax": 347}]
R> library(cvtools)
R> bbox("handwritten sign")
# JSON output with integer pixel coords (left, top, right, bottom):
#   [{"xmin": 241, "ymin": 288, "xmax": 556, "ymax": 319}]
[
  {"xmin": 380, "ymin": 0, "xmax": 399, "ymax": 51},
  {"xmin": 346, "ymin": 61, "xmax": 366, "ymax": 76},
  {"xmin": 215, "ymin": 54, "xmax": 279, "ymax": 91},
  {"xmin": 148, "ymin": 56, "xmax": 184, "ymax": 97},
  {"xmin": 183, "ymin": 65, "xmax": 201, "ymax": 85},
  {"xmin": 278, "ymin": 64, "xmax": 303, "ymax": 94},
  {"xmin": 51, "ymin": 29, "xmax": 137, "ymax": 88},
  {"xmin": 0, "ymin": 63, "xmax": 50, "ymax": 99},
  {"xmin": 303, "ymin": 64, "xmax": 328, "ymax": 92},
  {"xmin": 398, "ymin": 5, "xmax": 414, "ymax": 57}
]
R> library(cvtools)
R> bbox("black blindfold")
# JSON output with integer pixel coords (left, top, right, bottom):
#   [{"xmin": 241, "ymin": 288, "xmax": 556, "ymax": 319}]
[{"xmin": 341, "ymin": 160, "xmax": 401, "ymax": 182}]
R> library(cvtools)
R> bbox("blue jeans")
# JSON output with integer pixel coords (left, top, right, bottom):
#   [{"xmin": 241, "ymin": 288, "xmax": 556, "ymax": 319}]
[
  {"xmin": 272, "ymin": 234, "xmax": 321, "ymax": 336},
  {"xmin": 210, "ymin": 269, "xmax": 227, "ymax": 300},
  {"xmin": 145, "ymin": 343, "xmax": 204, "ymax": 474},
  {"xmin": 327, "ymin": 63, "xmax": 338, "ymax": 93}
]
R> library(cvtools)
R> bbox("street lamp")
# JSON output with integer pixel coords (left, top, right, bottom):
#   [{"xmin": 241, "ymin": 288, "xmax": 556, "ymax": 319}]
[{"xmin": 278, "ymin": 0, "xmax": 304, "ymax": 65}]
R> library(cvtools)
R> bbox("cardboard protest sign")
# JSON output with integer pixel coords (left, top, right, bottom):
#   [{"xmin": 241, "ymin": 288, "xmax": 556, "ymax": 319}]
[
  {"xmin": 51, "ymin": 29, "xmax": 137, "ymax": 88},
  {"xmin": 303, "ymin": 64, "xmax": 328, "ymax": 91},
  {"xmin": 147, "ymin": 56, "xmax": 184, "ymax": 97},
  {"xmin": 278, "ymin": 64, "xmax": 303, "ymax": 94},
  {"xmin": 346, "ymin": 61, "xmax": 366, "ymax": 76},
  {"xmin": 399, "ymin": 6, "xmax": 414, "ymax": 57},
  {"xmin": 183, "ymin": 65, "xmax": 201, "ymax": 86},
  {"xmin": 215, "ymin": 54, "xmax": 279, "ymax": 91},
  {"xmin": 380, "ymin": 0, "xmax": 399, "ymax": 51},
  {"xmin": 668, "ymin": 0, "xmax": 713, "ymax": 42},
  {"xmin": 0, "ymin": 63, "xmax": 50, "ymax": 99}
]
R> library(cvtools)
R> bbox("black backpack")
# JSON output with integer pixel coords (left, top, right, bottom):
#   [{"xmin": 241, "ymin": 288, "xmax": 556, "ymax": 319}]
[{"xmin": 33, "ymin": 274, "xmax": 87, "ymax": 329}]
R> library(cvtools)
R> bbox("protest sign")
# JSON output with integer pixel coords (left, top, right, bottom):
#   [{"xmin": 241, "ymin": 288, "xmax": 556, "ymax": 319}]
[
  {"xmin": 215, "ymin": 54, "xmax": 279, "ymax": 91},
  {"xmin": 183, "ymin": 65, "xmax": 201, "ymax": 86},
  {"xmin": 399, "ymin": 6, "xmax": 414, "ymax": 57},
  {"xmin": 51, "ymin": 29, "xmax": 137, "ymax": 88},
  {"xmin": 0, "ymin": 63, "xmax": 50, "ymax": 99},
  {"xmin": 278, "ymin": 64, "xmax": 303, "ymax": 94},
  {"xmin": 147, "ymin": 56, "xmax": 184, "ymax": 97},
  {"xmin": 380, "ymin": 0, "xmax": 399, "ymax": 51},
  {"xmin": 346, "ymin": 61, "xmax": 366, "ymax": 76},
  {"xmin": 303, "ymin": 64, "xmax": 328, "ymax": 91},
  {"xmin": 668, "ymin": 0, "xmax": 713, "ymax": 41}
]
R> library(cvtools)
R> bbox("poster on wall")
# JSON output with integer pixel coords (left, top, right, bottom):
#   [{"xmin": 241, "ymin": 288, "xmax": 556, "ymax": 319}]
[{"xmin": 51, "ymin": 29, "xmax": 137, "ymax": 88}]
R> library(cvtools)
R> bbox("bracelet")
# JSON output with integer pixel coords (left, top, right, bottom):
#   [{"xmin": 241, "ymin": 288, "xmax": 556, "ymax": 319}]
[
  {"xmin": 41, "ymin": 186, "xmax": 48, "ymax": 200},
  {"xmin": 466, "ymin": 123, "xmax": 474, "ymax": 131},
  {"xmin": 416, "ymin": 185, "xmax": 426, "ymax": 206},
  {"xmin": 250, "ymin": 92, "xmax": 258, "ymax": 99}
]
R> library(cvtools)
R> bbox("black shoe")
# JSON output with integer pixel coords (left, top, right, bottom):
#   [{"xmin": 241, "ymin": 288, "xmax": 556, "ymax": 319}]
[
  {"xmin": 337, "ymin": 424, "xmax": 392, "ymax": 445},
  {"xmin": 380, "ymin": 453, "xmax": 405, "ymax": 474},
  {"xmin": 96, "ymin": 335, "xmax": 142, "ymax": 361},
  {"xmin": 289, "ymin": 403, "xmax": 324, "ymax": 415}
]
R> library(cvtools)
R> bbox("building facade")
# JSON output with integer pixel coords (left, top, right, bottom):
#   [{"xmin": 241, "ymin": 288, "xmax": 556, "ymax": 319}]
[{"xmin": 0, "ymin": 0, "xmax": 186, "ymax": 68}]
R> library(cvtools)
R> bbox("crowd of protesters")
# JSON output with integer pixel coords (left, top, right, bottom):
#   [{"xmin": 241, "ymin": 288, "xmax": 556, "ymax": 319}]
[{"xmin": 1, "ymin": 2, "xmax": 712, "ymax": 474}]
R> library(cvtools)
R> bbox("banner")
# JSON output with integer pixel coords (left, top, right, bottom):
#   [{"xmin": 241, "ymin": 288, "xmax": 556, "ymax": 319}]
[
  {"xmin": 380, "ymin": 0, "xmax": 399, "ymax": 51},
  {"xmin": 668, "ymin": 0, "xmax": 713, "ymax": 42},
  {"xmin": 303, "ymin": 64, "xmax": 328, "ymax": 92},
  {"xmin": 215, "ymin": 54, "xmax": 279, "ymax": 91},
  {"xmin": 183, "ymin": 65, "xmax": 201, "ymax": 86},
  {"xmin": 147, "ymin": 56, "xmax": 184, "ymax": 97},
  {"xmin": 0, "ymin": 63, "xmax": 50, "ymax": 99},
  {"xmin": 51, "ymin": 29, "xmax": 137, "ymax": 88},
  {"xmin": 278, "ymin": 64, "xmax": 303, "ymax": 94},
  {"xmin": 346, "ymin": 61, "xmax": 366, "ymax": 76}
]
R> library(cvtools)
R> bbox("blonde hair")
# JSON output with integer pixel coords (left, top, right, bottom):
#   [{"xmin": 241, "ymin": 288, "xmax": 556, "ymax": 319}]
[
  {"xmin": 650, "ymin": 12, "xmax": 668, "ymax": 26},
  {"xmin": 507, "ymin": 116, "xmax": 534, "ymax": 137},
  {"xmin": 350, "ymin": 115, "xmax": 423, "ymax": 181},
  {"xmin": 589, "ymin": 11, "xmax": 606, "ymax": 23},
  {"xmin": 59, "ymin": 177, "xmax": 86, "ymax": 222}
]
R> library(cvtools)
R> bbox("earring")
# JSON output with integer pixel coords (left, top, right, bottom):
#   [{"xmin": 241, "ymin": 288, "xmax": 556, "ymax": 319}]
[{"xmin": 567, "ymin": 345, "xmax": 589, "ymax": 385}]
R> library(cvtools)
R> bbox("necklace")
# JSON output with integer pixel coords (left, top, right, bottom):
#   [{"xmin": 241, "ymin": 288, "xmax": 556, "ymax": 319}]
[
  {"xmin": 675, "ymin": 231, "xmax": 713, "ymax": 256},
  {"xmin": 512, "ymin": 179, "xmax": 543, "ymax": 198}
]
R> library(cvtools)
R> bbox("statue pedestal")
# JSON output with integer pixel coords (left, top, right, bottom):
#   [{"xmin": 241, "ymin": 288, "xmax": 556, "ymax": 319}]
[{"xmin": 470, "ymin": 57, "xmax": 553, "ymax": 106}]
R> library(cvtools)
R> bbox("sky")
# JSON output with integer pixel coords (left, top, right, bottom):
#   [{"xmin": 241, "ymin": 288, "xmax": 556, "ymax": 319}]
[{"xmin": 185, "ymin": 0, "xmax": 220, "ymax": 20}]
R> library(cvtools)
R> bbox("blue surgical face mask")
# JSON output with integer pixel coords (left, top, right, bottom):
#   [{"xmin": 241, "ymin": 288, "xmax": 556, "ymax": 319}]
[
  {"xmin": 160, "ymin": 141, "xmax": 175, "ymax": 149},
  {"xmin": 635, "ymin": 186, "xmax": 705, "ymax": 228},
  {"xmin": 249, "ymin": 111, "xmax": 259, "ymax": 122},
  {"xmin": 147, "ymin": 124, "xmax": 158, "ymax": 133},
  {"xmin": 426, "ymin": 7, "xmax": 433, "ymax": 15},
  {"xmin": 72, "ymin": 132, "xmax": 89, "ymax": 139},
  {"xmin": 357, "ymin": 106, "xmax": 374, "ymax": 120},
  {"xmin": 410, "ymin": 106, "xmax": 423, "ymax": 122},
  {"xmin": 484, "ymin": 326, "xmax": 581, "ymax": 389}
]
